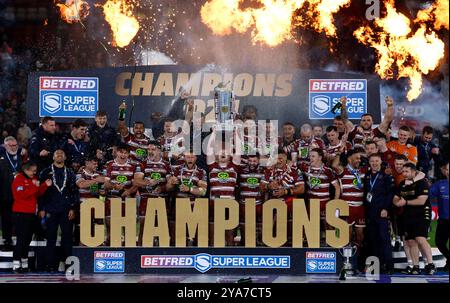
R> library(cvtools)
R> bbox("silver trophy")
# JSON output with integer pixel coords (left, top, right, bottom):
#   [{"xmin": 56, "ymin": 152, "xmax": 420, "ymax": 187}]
[
  {"xmin": 214, "ymin": 82, "xmax": 235, "ymax": 132},
  {"xmin": 339, "ymin": 244, "xmax": 358, "ymax": 280}
]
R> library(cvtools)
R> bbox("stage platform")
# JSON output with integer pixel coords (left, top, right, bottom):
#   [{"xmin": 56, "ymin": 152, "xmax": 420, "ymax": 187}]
[{"xmin": 0, "ymin": 272, "xmax": 448, "ymax": 283}]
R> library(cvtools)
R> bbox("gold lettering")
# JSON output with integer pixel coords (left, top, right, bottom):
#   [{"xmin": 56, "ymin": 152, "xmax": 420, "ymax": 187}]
[
  {"xmin": 233, "ymin": 73, "xmax": 253, "ymax": 97},
  {"xmin": 175, "ymin": 73, "xmax": 201, "ymax": 96},
  {"xmin": 213, "ymin": 199, "xmax": 239, "ymax": 247},
  {"xmin": 142, "ymin": 198, "xmax": 170, "ymax": 247},
  {"xmin": 292, "ymin": 199, "xmax": 320, "ymax": 248},
  {"xmin": 201, "ymin": 73, "xmax": 222, "ymax": 96},
  {"xmin": 115, "ymin": 72, "xmax": 132, "ymax": 96},
  {"xmin": 275, "ymin": 74, "xmax": 293, "ymax": 97},
  {"xmin": 175, "ymin": 198, "xmax": 209, "ymax": 247},
  {"xmin": 244, "ymin": 199, "xmax": 256, "ymax": 247},
  {"xmin": 80, "ymin": 198, "xmax": 105, "ymax": 247},
  {"xmin": 254, "ymin": 73, "xmax": 275, "ymax": 97},
  {"xmin": 262, "ymin": 199, "xmax": 287, "ymax": 248},
  {"xmin": 110, "ymin": 198, "xmax": 136, "ymax": 247},
  {"xmin": 326, "ymin": 199, "xmax": 350, "ymax": 248},
  {"xmin": 152, "ymin": 73, "xmax": 174, "ymax": 96},
  {"xmin": 131, "ymin": 73, "xmax": 153, "ymax": 96}
]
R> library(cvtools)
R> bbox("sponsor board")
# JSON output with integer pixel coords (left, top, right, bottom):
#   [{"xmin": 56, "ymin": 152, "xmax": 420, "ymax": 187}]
[
  {"xmin": 141, "ymin": 254, "xmax": 290, "ymax": 273},
  {"xmin": 94, "ymin": 251, "xmax": 125, "ymax": 273},
  {"xmin": 309, "ymin": 79, "xmax": 367, "ymax": 119},
  {"xmin": 39, "ymin": 76, "xmax": 99, "ymax": 118},
  {"xmin": 305, "ymin": 251, "xmax": 336, "ymax": 274}
]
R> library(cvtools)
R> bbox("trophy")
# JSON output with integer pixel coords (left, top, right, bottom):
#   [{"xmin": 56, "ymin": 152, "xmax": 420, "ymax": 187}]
[
  {"xmin": 339, "ymin": 244, "xmax": 358, "ymax": 280},
  {"xmin": 214, "ymin": 82, "xmax": 235, "ymax": 132}
]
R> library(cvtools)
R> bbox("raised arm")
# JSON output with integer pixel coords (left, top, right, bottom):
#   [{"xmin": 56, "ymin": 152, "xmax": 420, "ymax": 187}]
[
  {"xmin": 340, "ymin": 96, "xmax": 355, "ymax": 132},
  {"xmin": 378, "ymin": 96, "xmax": 395, "ymax": 134},
  {"xmin": 117, "ymin": 102, "xmax": 129, "ymax": 138}
]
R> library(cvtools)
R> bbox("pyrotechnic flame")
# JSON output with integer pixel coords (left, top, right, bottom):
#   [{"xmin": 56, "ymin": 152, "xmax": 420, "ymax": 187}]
[
  {"xmin": 200, "ymin": 0, "xmax": 352, "ymax": 46},
  {"xmin": 55, "ymin": 0, "xmax": 90, "ymax": 24},
  {"xmin": 416, "ymin": 0, "xmax": 449, "ymax": 30},
  {"xmin": 354, "ymin": 0, "xmax": 446, "ymax": 101},
  {"xmin": 100, "ymin": 0, "xmax": 140, "ymax": 48},
  {"xmin": 296, "ymin": 0, "xmax": 351, "ymax": 37}
]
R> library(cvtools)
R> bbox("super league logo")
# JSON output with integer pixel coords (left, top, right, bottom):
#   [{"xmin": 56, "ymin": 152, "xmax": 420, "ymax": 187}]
[
  {"xmin": 311, "ymin": 95, "xmax": 331, "ymax": 116},
  {"xmin": 42, "ymin": 93, "xmax": 62, "ymax": 114}
]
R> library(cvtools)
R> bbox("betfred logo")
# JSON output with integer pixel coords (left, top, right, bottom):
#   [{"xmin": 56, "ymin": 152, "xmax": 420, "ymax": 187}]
[
  {"xmin": 309, "ymin": 79, "xmax": 367, "ymax": 120},
  {"xmin": 94, "ymin": 251, "xmax": 125, "ymax": 258},
  {"xmin": 94, "ymin": 251, "xmax": 125, "ymax": 273},
  {"xmin": 305, "ymin": 251, "xmax": 336, "ymax": 274},
  {"xmin": 141, "ymin": 254, "xmax": 290, "ymax": 273},
  {"xmin": 39, "ymin": 76, "xmax": 99, "ymax": 118}
]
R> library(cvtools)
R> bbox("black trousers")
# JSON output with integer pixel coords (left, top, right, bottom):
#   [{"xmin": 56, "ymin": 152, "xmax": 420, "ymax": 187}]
[
  {"xmin": 45, "ymin": 212, "xmax": 74, "ymax": 269},
  {"xmin": 0, "ymin": 203, "xmax": 13, "ymax": 244},
  {"xmin": 12, "ymin": 213, "xmax": 35, "ymax": 260},
  {"xmin": 366, "ymin": 217, "xmax": 393, "ymax": 267},
  {"xmin": 436, "ymin": 219, "xmax": 449, "ymax": 262}
]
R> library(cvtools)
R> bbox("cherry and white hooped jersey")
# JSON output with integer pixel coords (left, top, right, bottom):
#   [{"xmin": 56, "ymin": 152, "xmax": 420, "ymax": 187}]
[
  {"xmin": 208, "ymin": 162, "xmax": 239, "ymax": 201},
  {"xmin": 172, "ymin": 165, "xmax": 207, "ymax": 199},
  {"xmin": 239, "ymin": 134, "xmax": 261, "ymax": 167},
  {"xmin": 140, "ymin": 158, "xmax": 171, "ymax": 197},
  {"xmin": 338, "ymin": 165, "xmax": 367, "ymax": 207},
  {"xmin": 76, "ymin": 170, "xmax": 101, "ymax": 199},
  {"xmin": 238, "ymin": 166, "xmax": 265, "ymax": 205},
  {"xmin": 299, "ymin": 162, "xmax": 338, "ymax": 203},
  {"xmin": 123, "ymin": 133, "xmax": 151, "ymax": 165},
  {"xmin": 105, "ymin": 160, "xmax": 141, "ymax": 197},
  {"xmin": 325, "ymin": 141, "xmax": 352, "ymax": 160},
  {"xmin": 293, "ymin": 138, "xmax": 325, "ymax": 165},
  {"xmin": 348, "ymin": 126, "xmax": 383, "ymax": 150},
  {"xmin": 262, "ymin": 165, "xmax": 304, "ymax": 191}
]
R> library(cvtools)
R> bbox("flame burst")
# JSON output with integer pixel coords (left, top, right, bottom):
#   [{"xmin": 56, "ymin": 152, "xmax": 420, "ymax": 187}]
[
  {"xmin": 354, "ymin": 0, "xmax": 446, "ymax": 101},
  {"xmin": 100, "ymin": 0, "xmax": 140, "ymax": 48},
  {"xmin": 55, "ymin": 0, "xmax": 90, "ymax": 24},
  {"xmin": 201, "ymin": 0, "xmax": 350, "ymax": 47},
  {"xmin": 416, "ymin": 0, "xmax": 449, "ymax": 30},
  {"xmin": 296, "ymin": 0, "xmax": 351, "ymax": 37}
]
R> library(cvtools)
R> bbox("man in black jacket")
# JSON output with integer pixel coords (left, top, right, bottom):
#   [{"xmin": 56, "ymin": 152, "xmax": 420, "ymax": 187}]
[
  {"xmin": 86, "ymin": 110, "xmax": 120, "ymax": 169},
  {"xmin": 38, "ymin": 149, "xmax": 80, "ymax": 272},
  {"xmin": 364, "ymin": 153, "xmax": 395, "ymax": 274},
  {"xmin": 0, "ymin": 136, "xmax": 24, "ymax": 250},
  {"xmin": 29, "ymin": 116, "xmax": 62, "ymax": 173}
]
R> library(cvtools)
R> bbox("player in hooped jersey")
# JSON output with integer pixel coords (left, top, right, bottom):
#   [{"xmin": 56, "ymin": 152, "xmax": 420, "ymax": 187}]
[
  {"xmin": 166, "ymin": 151, "xmax": 208, "ymax": 245},
  {"xmin": 206, "ymin": 127, "xmax": 242, "ymax": 246},
  {"xmin": 345, "ymin": 96, "xmax": 395, "ymax": 150},
  {"xmin": 157, "ymin": 118, "xmax": 185, "ymax": 166},
  {"xmin": 238, "ymin": 154, "xmax": 266, "ymax": 246},
  {"xmin": 292, "ymin": 124, "xmax": 325, "ymax": 166},
  {"xmin": 261, "ymin": 149, "xmax": 304, "ymax": 245},
  {"xmin": 75, "ymin": 156, "xmax": 108, "ymax": 245},
  {"xmin": 299, "ymin": 148, "xmax": 340, "ymax": 244},
  {"xmin": 132, "ymin": 141, "xmax": 171, "ymax": 245},
  {"xmin": 118, "ymin": 102, "xmax": 152, "ymax": 165},
  {"xmin": 332, "ymin": 148, "xmax": 367, "ymax": 250},
  {"xmin": 103, "ymin": 143, "xmax": 142, "ymax": 245},
  {"xmin": 324, "ymin": 126, "xmax": 351, "ymax": 166}
]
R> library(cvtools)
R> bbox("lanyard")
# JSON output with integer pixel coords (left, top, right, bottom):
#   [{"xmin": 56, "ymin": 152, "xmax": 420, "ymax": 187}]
[
  {"xmin": 369, "ymin": 172, "xmax": 380, "ymax": 192},
  {"xmin": 6, "ymin": 153, "xmax": 18, "ymax": 172},
  {"xmin": 73, "ymin": 141, "xmax": 83, "ymax": 154},
  {"xmin": 347, "ymin": 164, "xmax": 361, "ymax": 185}
]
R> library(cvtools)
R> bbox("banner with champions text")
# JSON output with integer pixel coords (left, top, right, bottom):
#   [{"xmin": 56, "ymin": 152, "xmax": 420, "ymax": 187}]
[{"xmin": 26, "ymin": 65, "xmax": 381, "ymax": 126}]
